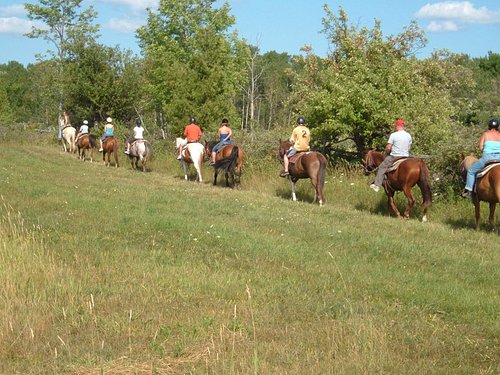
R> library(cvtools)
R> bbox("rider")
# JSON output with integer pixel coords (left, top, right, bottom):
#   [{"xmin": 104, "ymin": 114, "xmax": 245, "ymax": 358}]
[
  {"xmin": 370, "ymin": 119, "xmax": 412, "ymax": 192},
  {"xmin": 462, "ymin": 118, "xmax": 500, "ymax": 198},
  {"xmin": 210, "ymin": 118, "xmax": 233, "ymax": 165},
  {"xmin": 99, "ymin": 117, "xmax": 114, "ymax": 152},
  {"xmin": 124, "ymin": 119, "xmax": 144, "ymax": 154},
  {"xmin": 75, "ymin": 120, "xmax": 89, "ymax": 143},
  {"xmin": 177, "ymin": 117, "xmax": 202, "ymax": 160},
  {"xmin": 280, "ymin": 117, "xmax": 311, "ymax": 177}
]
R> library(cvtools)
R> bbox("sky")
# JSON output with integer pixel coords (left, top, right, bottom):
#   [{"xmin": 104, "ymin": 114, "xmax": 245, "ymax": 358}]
[{"xmin": 0, "ymin": 0, "xmax": 499, "ymax": 66}]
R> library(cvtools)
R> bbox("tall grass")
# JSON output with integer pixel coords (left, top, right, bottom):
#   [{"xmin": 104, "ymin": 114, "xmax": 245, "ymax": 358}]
[{"xmin": 0, "ymin": 139, "xmax": 498, "ymax": 374}]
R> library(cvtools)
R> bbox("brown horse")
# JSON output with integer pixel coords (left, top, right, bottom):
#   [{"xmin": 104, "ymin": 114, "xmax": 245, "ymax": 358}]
[
  {"xmin": 205, "ymin": 141, "xmax": 244, "ymax": 187},
  {"xmin": 76, "ymin": 134, "xmax": 97, "ymax": 162},
  {"xmin": 102, "ymin": 136, "xmax": 119, "ymax": 167},
  {"xmin": 279, "ymin": 140, "xmax": 327, "ymax": 206},
  {"xmin": 461, "ymin": 155, "xmax": 500, "ymax": 232},
  {"xmin": 363, "ymin": 150, "xmax": 432, "ymax": 222}
]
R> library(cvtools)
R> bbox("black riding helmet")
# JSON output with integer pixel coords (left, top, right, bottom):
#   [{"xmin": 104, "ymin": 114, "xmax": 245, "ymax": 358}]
[
  {"xmin": 189, "ymin": 117, "xmax": 196, "ymax": 124},
  {"xmin": 297, "ymin": 117, "xmax": 305, "ymax": 124},
  {"xmin": 488, "ymin": 118, "xmax": 499, "ymax": 129}
]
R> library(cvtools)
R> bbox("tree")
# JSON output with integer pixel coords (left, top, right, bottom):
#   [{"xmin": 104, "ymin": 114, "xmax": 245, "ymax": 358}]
[
  {"xmin": 25, "ymin": 0, "xmax": 98, "ymax": 118},
  {"xmin": 137, "ymin": 0, "xmax": 247, "ymax": 135},
  {"xmin": 289, "ymin": 6, "xmax": 459, "ymax": 157}
]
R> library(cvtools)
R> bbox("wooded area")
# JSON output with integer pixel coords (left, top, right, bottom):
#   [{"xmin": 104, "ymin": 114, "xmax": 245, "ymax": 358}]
[{"xmin": 1, "ymin": 0, "xmax": 499, "ymax": 191}]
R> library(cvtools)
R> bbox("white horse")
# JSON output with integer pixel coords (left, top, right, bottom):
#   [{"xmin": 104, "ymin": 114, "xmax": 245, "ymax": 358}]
[
  {"xmin": 128, "ymin": 140, "xmax": 153, "ymax": 172},
  {"xmin": 176, "ymin": 137, "xmax": 205, "ymax": 182},
  {"xmin": 61, "ymin": 126, "xmax": 76, "ymax": 153}
]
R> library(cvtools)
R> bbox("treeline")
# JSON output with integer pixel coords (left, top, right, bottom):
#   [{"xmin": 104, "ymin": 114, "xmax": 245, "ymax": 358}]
[{"xmin": 0, "ymin": 1, "xmax": 499, "ymax": 187}]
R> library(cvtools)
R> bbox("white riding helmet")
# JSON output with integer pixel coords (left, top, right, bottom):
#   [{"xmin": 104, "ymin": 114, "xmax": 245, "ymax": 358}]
[
  {"xmin": 106, "ymin": 117, "xmax": 112, "ymax": 123},
  {"xmin": 83, "ymin": 120, "xmax": 88, "ymax": 125}
]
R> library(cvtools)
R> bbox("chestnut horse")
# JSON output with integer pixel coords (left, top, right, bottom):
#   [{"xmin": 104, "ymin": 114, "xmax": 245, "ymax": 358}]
[
  {"xmin": 204, "ymin": 141, "xmax": 244, "ymax": 187},
  {"xmin": 76, "ymin": 134, "xmax": 97, "ymax": 162},
  {"xmin": 461, "ymin": 155, "xmax": 500, "ymax": 232},
  {"xmin": 176, "ymin": 138, "xmax": 204, "ymax": 182},
  {"xmin": 61, "ymin": 126, "xmax": 76, "ymax": 153},
  {"xmin": 279, "ymin": 140, "xmax": 327, "ymax": 206},
  {"xmin": 363, "ymin": 150, "xmax": 432, "ymax": 222},
  {"xmin": 102, "ymin": 136, "xmax": 119, "ymax": 167}
]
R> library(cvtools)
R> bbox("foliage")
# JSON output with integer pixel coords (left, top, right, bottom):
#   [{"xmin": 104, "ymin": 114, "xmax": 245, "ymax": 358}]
[
  {"xmin": 288, "ymin": 6, "xmax": 461, "ymax": 158},
  {"xmin": 137, "ymin": 0, "xmax": 248, "ymax": 134}
]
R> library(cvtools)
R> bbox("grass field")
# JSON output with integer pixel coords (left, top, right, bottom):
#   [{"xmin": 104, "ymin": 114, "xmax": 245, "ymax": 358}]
[{"xmin": 0, "ymin": 137, "xmax": 498, "ymax": 374}]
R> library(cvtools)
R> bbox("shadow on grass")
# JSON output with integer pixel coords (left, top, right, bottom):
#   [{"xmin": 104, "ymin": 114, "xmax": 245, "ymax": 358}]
[
  {"xmin": 354, "ymin": 192, "xmax": 427, "ymax": 221},
  {"xmin": 275, "ymin": 185, "xmax": 316, "ymax": 204},
  {"xmin": 444, "ymin": 216, "xmax": 498, "ymax": 234}
]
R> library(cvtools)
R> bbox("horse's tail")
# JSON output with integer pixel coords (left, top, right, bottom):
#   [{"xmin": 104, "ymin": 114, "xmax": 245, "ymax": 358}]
[
  {"xmin": 214, "ymin": 146, "xmax": 238, "ymax": 171},
  {"xmin": 418, "ymin": 159, "xmax": 432, "ymax": 209},
  {"xmin": 318, "ymin": 154, "xmax": 327, "ymax": 189},
  {"xmin": 144, "ymin": 141, "xmax": 153, "ymax": 161},
  {"xmin": 89, "ymin": 135, "xmax": 97, "ymax": 149}
]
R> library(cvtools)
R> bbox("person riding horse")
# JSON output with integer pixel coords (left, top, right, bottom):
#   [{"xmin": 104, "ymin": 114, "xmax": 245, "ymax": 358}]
[
  {"xmin": 99, "ymin": 117, "xmax": 114, "ymax": 152},
  {"xmin": 280, "ymin": 117, "xmax": 311, "ymax": 177},
  {"xmin": 75, "ymin": 120, "xmax": 89, "ymax": 143},
  {"xmin": 124, "ymin": 119, "xmax": 145, "ymax": 154},
  {"xmin": 370, "ymin": 119, "xmax": 412, "ymax": 192},
  {"xmin": 462, "ymin": 118, "xmax": 500, "ymax": 198},
  {"xmin": 210, "ymin": 118, "xmax": 233, "ymax": 165},
  {"xmin": 177, "ymin": 117, "xmax": 203, "ymax": 160}
]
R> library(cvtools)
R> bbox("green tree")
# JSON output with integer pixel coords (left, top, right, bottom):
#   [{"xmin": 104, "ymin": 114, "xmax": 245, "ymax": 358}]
[
  {"xmin": 137, "ymin": 0, "xmax": 247, "ymax": 134},
  {"xmin": 25, "ymin": 0, "xmax": 98, "ymax": 118},
  {"xmin": 289, "ymin": 6, "xmax": 459, "ymax": 157}
]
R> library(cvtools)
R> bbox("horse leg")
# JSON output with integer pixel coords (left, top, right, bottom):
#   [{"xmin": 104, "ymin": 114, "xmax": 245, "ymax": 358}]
[
  {"xmin": 387, "ymin": 192, "xmax": 400, "ymax": 218},
  {"xmin": 182, "ymin": 161, "xmax": 188, "ymax": 180},
  {"xmin": 488, "ymin": 202, "xmax": 496, "ymax": 232},
  {"xmin": 290, "ymin": 179, "xmax": 297, "ymax": 201},
  {"xmin": 402, "ymin": 187, "xmax": 415, "ymax": 219},
  {"xmin": 213, "ymin": 169, "xmax": 218, "ymax": 186},
  {"xmin": 474, "ymin": 200, "xmax": 481, "ymax": 230}
]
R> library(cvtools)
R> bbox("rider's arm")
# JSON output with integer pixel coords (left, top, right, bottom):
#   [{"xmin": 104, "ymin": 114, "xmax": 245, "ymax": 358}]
[{"xmin": 478, "ymin": 132, "xmax": 487, "ymax": 153}]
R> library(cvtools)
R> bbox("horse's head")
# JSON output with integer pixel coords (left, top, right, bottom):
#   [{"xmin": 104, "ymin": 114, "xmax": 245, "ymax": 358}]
[
  {"xmin": 204, "ymin": 140, "xmax": 217, "ymax": 159},
  {"xmin": 362, "ymin": 149, "xmax": 382, "ymax": 175},
  {"xmin": 279, "ymin": 139, "xmax": 293, "ymax": 161},
  {"xmin": 460, "ymin": 155, "xmax": 478, "ymax": 182}
]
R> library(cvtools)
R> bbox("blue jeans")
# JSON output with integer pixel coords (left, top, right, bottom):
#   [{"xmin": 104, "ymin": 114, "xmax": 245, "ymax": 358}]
[{"xmin": 465, "ymin": 153, "xmax": 500, "ymax": 190}]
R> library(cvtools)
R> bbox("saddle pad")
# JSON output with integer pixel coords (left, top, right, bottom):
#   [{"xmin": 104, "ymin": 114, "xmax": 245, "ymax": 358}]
[
  {"xmin": 387, "ymin": 157, "xmax": 409, "ymax": 172},
  {"xmin": 477, "ymin": 162, "xmax": 500, "ymax": 178},
  {"xmin": 289, "ymin": 151, "xmax": 310, "ymax": 164}
]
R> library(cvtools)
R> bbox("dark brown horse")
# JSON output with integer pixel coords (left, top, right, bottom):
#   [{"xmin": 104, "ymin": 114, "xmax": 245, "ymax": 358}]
[
  {"xmin": 205, "ymin": 141, "xmax": 244, "ymax": 187},
  {"xmin": 76, "ymin": 134, "xmax": 97, "ymax": 162},
  {"xmin": 461, "ymin": 155, "xmax": 500, "ymax": 232},
  {"xmin": 102, "ymin": 136, "xmax": 119, "ymax": 167},
  {"xmin": 363, "ymin": 150, "xmax": 432, "ymax": 222},
  {"xmin": 279, "ymin": 140, "xmax": 327, "ymax": 206}
]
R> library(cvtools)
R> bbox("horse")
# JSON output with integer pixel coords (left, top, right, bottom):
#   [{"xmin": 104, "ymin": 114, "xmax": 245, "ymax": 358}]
[
  {"xmin": 61, "ymin": 126, "xmax": 76, "ymax": 153},
  {"xmin": 128, "ymin": 139, "xmax": 153, "ymax": 172},
  {"xmin": 362, "ymin": 149, "xmax": 432, "ymax": 222},
  {"xmin": 278, "ymin": 140, "xmax": 327, "ymax": 206},
  {"xmin": 76, "ymin": 134, "xmax": 97, "ymax": 162},
  {"xmin": 102, "ymin": 136, "xmax": 119, "ymax": 168},
  {"xmin": 176, "ymin": 138, "xmax": 205, "ymax": 182},
  {"xmin": 460, "ymin": 155, "xmax": 500, "ymax": 232},
  {"xmin": 205, "ymin": 140, "xmax": 244, "ymax": 187}
]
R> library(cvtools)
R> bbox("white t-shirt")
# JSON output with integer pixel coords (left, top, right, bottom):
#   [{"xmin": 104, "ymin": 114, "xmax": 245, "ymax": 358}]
[
  {"xmin": 79, "ymin": 124, "xmax": 89, "ymax": 134},
  {"xmin": 133, "ymin": 126, "xmax": 144, "ymax": 139},
  {"xmin": 388, "ymin": 130, "xmax": 412, "ymax": 156}
]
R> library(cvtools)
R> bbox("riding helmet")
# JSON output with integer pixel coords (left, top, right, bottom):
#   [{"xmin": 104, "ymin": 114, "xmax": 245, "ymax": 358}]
[
  {"xmin": 106, "ymin": 117, "xmax": 112, "ymax": 123},
  {"xmin": 83, "ymin": 120, "xmax": 88, "ymax": 125},
  {"xmin": 489, "ymin": 118, "xmax": 499, "ymax": 129},
  {"xmin": 297, "ymin": 117, "xmax": 305, "ymax": 124},
  {"xmin": 189, "ymin": 117, "xmax": 196, "ymax": 124}
]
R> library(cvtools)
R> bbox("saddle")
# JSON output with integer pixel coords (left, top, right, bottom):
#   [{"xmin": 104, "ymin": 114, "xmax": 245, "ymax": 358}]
[
  {"xmin": 289, "ymin": 151, "xmax": 310, "ymax": 165},
  {"xmin": 476, "ymin": 161, "xmax": 500, "ymax": 179},
  {"xmin": 387, "ymin": 157, "xmax": 409, "ymax": 173}
]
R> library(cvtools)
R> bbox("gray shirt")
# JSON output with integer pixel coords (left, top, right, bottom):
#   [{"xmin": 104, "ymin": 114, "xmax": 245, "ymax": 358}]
[{"xmin": 388, "ymin": 130, "xmax": 412, "ymax": 156}]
